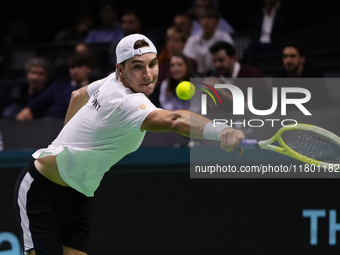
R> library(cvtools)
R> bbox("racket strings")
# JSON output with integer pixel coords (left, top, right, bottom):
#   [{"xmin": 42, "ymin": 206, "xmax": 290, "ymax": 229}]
[{"xmin": 280, "ymin": 130, "xmax": 340, "ymax": 164}]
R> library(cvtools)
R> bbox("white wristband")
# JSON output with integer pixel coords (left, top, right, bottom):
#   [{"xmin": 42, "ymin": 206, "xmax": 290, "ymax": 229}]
[{"xmin": 203, "ymin": 120, "xmax": 231, "ymax": 140}]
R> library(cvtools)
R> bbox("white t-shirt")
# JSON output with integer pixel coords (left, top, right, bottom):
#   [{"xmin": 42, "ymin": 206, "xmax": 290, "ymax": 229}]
[
  {"xmin": 33, "ymin": 72, "xmax": 161, "ymax": 196},
  {"xmin": 183, "ymin": 30, "xmax": 234, "ymax": 74}
]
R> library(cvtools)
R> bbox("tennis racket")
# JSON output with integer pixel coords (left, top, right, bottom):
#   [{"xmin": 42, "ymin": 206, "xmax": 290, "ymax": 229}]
[{"xmin": 237, "ymin": 124, "xmax": 340, "ymax": 169}]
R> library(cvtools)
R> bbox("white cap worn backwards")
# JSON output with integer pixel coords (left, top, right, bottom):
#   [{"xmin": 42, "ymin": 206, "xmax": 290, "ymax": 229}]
[{"xmin": 116, "ymin": 34, "xmax": 157, "ymax": 64}]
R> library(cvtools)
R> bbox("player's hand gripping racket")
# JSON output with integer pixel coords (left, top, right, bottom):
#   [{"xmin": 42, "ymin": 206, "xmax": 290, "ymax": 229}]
[{"xmin": 237, "ymin": 124, "xmax": 340, "ymax": 169}]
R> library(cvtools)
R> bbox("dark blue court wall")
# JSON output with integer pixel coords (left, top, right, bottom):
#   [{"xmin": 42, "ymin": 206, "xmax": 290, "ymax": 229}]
[{"xmin": 1, "ymin": 148, "xmax": 340, "ymax": 255}]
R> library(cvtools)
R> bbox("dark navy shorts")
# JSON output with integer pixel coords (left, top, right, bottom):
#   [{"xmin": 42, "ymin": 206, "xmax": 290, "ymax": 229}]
[{"xmin": 13, "ymin": 161, "xmax": 93, "ymax": 255}]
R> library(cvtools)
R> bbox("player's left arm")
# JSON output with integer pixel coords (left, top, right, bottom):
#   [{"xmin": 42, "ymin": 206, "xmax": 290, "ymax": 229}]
[
  {"xmin": 141, "ymin": 109, "xmax": 244, "ymax": 154},
  {"xmin": 64, "ymin": 85, "xmax": 90, "ymax": 125}
]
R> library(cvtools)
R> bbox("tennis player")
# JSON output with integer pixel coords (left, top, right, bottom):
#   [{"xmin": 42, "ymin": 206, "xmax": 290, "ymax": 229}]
[{"xmin": 14, "ymin": 34, "xmax": 244, "ymax": 255}]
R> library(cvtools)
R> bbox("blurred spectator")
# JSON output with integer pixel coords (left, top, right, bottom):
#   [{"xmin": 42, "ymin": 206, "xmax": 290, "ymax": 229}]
[
  {"xmin": 84, "ymin": 2, "xmax": 124, "ymax": 44},
  {"xmin": 274, "ymin": 40, "xmax": 331, "ymax": 108},
  {"xmin": 0, "ymin": 80, "xmax": 12, "ymax": 114},
  {"xmin": 54, "ymin": 14, "xmax": 94, "ymax": 45},
  {"xmin": 183, "ymin": 7, "xmax": 233, "ymax": 77},
  {"xmin": 149, "ymin": 27, "xmax": 195, "ymax": 107},
  {"xmin": 159, "ymin": 52, "xmax": 200, "ymax": 112},
  {"xmin": 210, "ymin": 41, "xmax": 264, "ymax": 79},
  {"xmin": 75, "ymin": 43, "xmax": 93, "ymax": 55},
  {"xmin": 108, "ymin": 9, "xmax": 143, "ymax": 71},
  {"xmin": 173, "ymin": 11, "xmax": 194, "ymax": 38},
  {"xmin": 248, "ymin": 0, "xmax": 297, "ymax": 53},
  {"xmin": 208, "ymin": 41, "xmax": 272, "ymax": 110},
  {"xmin": 120, "ymin": 9, "xmax": 142, "ymax": 36},
  {"xmin": 74, "ymin": 43, "xmax": 105, "ymax": 79},
  {"xmin": 1, "ymin": 57, "xmax": 52, "ymax": 119},
  {"xmin": 15, "ymin": 53, "xmax": 92, "ymax": 121},
  {"xmin": 158, "ymin": 27, "xmax": 189, "ymax": 65},
  {"xmin": 52, "ymin": 43, "xmax": 104, "ymax": 80},
  {"xmin": 190, "ymin": 0, "xmax": 235, "ymax": 35},
  {"xmin": 275, "ymin": 40, "xmax": 323, "ymax": 78},
  {"xmin": 1, "ymin": 16, "xmax": 33, "ymax": 46}
]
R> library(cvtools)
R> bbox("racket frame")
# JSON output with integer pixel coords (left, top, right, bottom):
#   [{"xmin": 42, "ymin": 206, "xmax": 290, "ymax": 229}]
[{"xmin": 242, "ymin": 124, "xmax": 340, "ymax": 169}]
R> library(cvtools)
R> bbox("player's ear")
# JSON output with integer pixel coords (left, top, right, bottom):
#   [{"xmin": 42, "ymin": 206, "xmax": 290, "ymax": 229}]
[{"xmin": 116, "ymin": 63, "xmax": 124, "ymax": 77}]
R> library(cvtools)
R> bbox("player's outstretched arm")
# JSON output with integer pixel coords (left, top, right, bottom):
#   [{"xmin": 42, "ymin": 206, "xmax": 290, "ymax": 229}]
[
  {"xmin": 141, "ymin": 110, "xmax": 244, "ymax": 154},
  {"xmin": 64, "ymin": 85, "xmax": 90, "ymax": 125},
  {"xmin": 141, "ymin": 110, "xmax": 208, "ymax": 138}
]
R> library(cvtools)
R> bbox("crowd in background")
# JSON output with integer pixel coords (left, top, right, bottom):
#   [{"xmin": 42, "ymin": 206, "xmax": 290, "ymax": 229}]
[{"xmin": 0, "ymin": 0, "xmax": 338, "ymax": 121}]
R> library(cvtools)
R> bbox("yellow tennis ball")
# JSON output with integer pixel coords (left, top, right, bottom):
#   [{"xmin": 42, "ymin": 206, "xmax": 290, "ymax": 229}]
[{"xmin": 176, "ymin": 81, "xmax": 195, "ymax": 100}]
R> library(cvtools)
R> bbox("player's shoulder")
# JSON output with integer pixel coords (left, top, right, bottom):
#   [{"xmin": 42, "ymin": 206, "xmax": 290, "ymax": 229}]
[
  {"xmin": 121, "ymin": 91, "xmax": 151, "ymax": 103},
  {"xmin": 91, "ymin": 74, "xmax": 128, "ymax": 104},
  {"xmin": 108, "ymin": 81, "xmax": 149, "ymax": 107},
  {"xmin": 114, "ymin": 92, "xmax": 157, "ymax": 118}
]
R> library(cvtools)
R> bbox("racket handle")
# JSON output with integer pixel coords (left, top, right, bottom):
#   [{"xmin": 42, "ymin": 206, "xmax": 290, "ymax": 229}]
[{"xmin": 237, "ymin": 139, "xmax": 259, "ymax": 149}]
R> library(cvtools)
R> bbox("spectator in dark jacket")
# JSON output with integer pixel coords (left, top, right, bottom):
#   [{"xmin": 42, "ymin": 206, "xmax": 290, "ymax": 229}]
[
  {"xmin": 208, "ymin": 41, "xmax": 272, "ymax": 110},
  {"xmin": 274, "ymin": 40, "xmax": 331, "ymax": 108},
  {"xmin": 247, "ymin": 0, "xmax": 298, "ymax": 54},
  {"xmin": 2, "ymin": 57, "xmax": 52, "ymax": 119},
  {"xmin": 15, "ymin": 53, "xmax": 93, "ymax": 121}
]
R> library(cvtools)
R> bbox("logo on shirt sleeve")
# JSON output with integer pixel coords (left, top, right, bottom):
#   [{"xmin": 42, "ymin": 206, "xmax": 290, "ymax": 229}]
[{"xmin": 140, "ymin": 104, "xmax": 147, "ymax": 110}]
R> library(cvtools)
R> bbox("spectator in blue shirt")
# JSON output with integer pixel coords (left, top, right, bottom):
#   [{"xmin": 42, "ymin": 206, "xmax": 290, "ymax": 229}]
[{"xmin": 15, "ymin": 53, "xmax": 93, "ymax": 121}]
